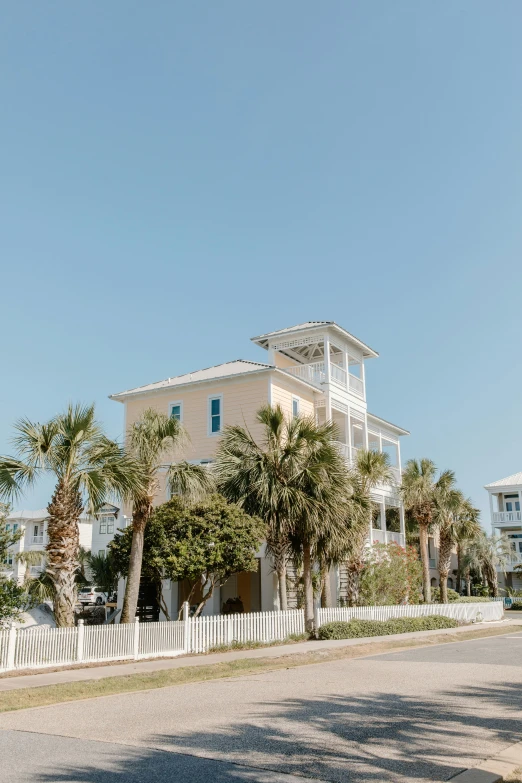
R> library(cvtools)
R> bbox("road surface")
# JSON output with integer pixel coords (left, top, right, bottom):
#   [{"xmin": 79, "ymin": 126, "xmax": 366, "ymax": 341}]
[{"xmin": 1, "ymin": 632, "xmax": 522, "ymax": 782}]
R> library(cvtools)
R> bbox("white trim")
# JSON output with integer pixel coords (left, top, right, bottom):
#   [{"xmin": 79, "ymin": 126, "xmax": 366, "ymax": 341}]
[
  {"xmin": 208, "ymin": 394, "xmax": 223, "ymax": 437},
  {"xmin": 169, "ymin": 400, "xmax": 184, "ymax": 423},
  {"xmin": 292, "ymin": 396, "xmax": 300, "ymax": 418}
]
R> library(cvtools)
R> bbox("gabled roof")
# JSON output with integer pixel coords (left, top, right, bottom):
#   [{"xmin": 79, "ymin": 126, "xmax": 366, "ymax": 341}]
[
  {"xmin": 111, "ymin": 360, "xmax": 294, "ymax": 400},
  {"xmin": 251, "ymin": 321, "xmax": 379, "ymax": 358},
  {"xmin": 485, "ymin": 472, "xmax": 522, "ymax": 490}
]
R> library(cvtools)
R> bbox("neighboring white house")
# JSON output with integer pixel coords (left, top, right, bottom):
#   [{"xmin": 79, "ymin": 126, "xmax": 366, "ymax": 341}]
[
  {"xmin": 110, "ymin": 320, "xmax": 409, "ymax": 617},
  {"xmin": 485, "ymin": 471, "xmax": 522, "ymax": 591},
  {"xmin": 2, "ymin": 504, "xmax": 129, "ymax": 583}
]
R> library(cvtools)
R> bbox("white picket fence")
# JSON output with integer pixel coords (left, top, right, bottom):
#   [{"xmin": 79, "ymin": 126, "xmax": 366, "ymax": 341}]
[{"xmin": 0, "ymin": 601, "xmax": 503, "ymax": 674}]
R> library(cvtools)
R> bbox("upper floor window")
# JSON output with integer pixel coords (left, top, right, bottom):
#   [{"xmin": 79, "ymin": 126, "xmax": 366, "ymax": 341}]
[
  {"xmin": 12, "ymin": 524, "xmax": 18, "ymax": 533},
  {"xmin": 209, "ymin": 396, "xmax": 222, "ymax": 435},
  {"xmin": 170, "ymin": 402, "xmax": 183, "ymax": 422},
  {"xmin": 292, "ymin": 397, "xmax": 300, "ymax": 418},
  {"xmin": 505, "ymin": 494, "xmax": 520, "ymax": 512},
  {"xmin": 99, "ymin": 515, "xmax": 115, "ymax": 535}
]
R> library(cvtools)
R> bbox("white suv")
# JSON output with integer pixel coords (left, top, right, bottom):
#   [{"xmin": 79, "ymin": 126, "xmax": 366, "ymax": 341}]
[{"xmin": 78, "ymin": 586, "xmax": 107, "ymax": 606}]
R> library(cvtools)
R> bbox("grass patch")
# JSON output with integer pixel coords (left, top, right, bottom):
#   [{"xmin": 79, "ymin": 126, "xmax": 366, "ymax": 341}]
[{"xmin": 0, "ymin": 623, "xmax": 518, "ymax": 714}]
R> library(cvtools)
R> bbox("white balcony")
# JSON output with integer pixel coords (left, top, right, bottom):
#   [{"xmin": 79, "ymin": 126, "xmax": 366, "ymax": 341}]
[
  {"xmin": 370, "ymin": 529, "xmax": 405, "ymax": 547},
  {"xmin": 283, "ymin": 362, "xmax": 365, "ymax": 398},
  {"xmin": 492, "ymin": 511, "xmax": 522, "ymax": 526},
  {"xmin": 503, "ymin": 552, "xmax": 522, "ymax": 572}
]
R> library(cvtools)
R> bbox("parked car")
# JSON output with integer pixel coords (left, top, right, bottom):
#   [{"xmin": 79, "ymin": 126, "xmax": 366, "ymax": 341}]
[{"xmin": 78, "ymin": 586, "xmax": 108, "ymax": 606}]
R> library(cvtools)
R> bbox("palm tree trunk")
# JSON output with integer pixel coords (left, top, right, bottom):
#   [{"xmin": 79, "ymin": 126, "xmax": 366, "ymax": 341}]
[
  {"xmin": 46, "ymin": 481, "xmax": 83, "ymax": 627},
  {"xmin": 465, "ymin": 568, "xmax": 471, "ymax": 596},
  {"xmin": 277, "ymin": 564, "xmax": 288, "ymax": 611},
  {"xmin": 302, "ymin": 542, "xmax": 315, "ymax": 635},
  {"xmin": 320, "ymin": 560, "xmax": 332, "ymax": 608},
  {"xmin": 438, "ymin": 529, "xmax": 453, "ymax": 604},
  {"xmin": 419, "ymin": 522, "xmax": 431, "ymax": 603},
  {"xmin": 266, "ymin": 528, "xmax": 289, "ymax": 611},
  {"xmin": 345, "ymin": 561, "xmax": 361, "ymax": 607},
  {"xmin": 121, "ymin": 501, "xmax": 151, "ymax": 623},
  {"xmin": 456, "ymin": 544, "xmax": 462, "ymax": 595}
]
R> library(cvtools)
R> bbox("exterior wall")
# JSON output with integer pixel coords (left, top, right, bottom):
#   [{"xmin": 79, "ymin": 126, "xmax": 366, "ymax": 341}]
[
  {"xmin": 270, "ymin": 376, "xmax": 316, "ymax": 419},
  {"xmin": 124, "ymin": 374, "xmax": 270, "ymax": 469}
]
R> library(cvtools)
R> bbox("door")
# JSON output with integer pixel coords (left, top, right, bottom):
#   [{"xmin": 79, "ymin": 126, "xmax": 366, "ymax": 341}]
[{"xmin": 504, "ymin": 495, "xmax": 521, "ymax": 520}]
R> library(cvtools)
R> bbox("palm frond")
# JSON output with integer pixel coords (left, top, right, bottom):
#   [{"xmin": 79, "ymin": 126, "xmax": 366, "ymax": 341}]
[
  {"xmin": 0, "ymin": 457, "xmax": 37, "ymax": 501},
  {"xmin": 166, "ymin": 461, "xmax": 215, "ymax": 503}
]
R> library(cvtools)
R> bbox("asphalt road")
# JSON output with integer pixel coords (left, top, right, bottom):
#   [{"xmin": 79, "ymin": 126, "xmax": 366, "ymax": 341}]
[{"xmin": 1, "ymin": 632, "xmax": 522, "ymax": 783}]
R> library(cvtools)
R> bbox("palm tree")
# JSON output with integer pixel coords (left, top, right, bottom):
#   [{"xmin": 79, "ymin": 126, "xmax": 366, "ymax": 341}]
[
  {"xmin": 401, "ymin": 459, "xmax": 455, "ymax": 604},
  {"xmin": 215, "ymin": 405, "xmax": 301, "ymax": 610},
  {"xmin": 215, "ymin": 406, "xmax": 354, "ymax": 632},
  {"xmin": 120, "ymin": 408, "xmax": 215, "ymax": 624},
  {"xmin": 86, "ymin": 551, "xmax": 118, "ymax": 596},
  {"xmin": 0, "ymin": 404, "xmax": 145, "ymax": 626},
  {"xmin": 343, "ymin": 450, "xmax": 393, "ymax": 606},
  {"xmin": 463, "ymin": 532, "xmax": 511, "ymax": 597},
  {"xmin": 434, "ymin": 489, "xmax": 480, "ymax": 603}
]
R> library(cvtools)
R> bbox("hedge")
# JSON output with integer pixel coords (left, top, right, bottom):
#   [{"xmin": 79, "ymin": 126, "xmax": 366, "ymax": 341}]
[
  {"xmin": 509, "ymin": 601, "xmax": 522, "ymax": 611},
  {"xmin": 318, "ymin": 615, "xmax": 459, "ymax": 640}
]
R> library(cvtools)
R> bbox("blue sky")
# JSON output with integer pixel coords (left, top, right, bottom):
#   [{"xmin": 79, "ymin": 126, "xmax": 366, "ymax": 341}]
[{"xmin": 1, "ymin": 2, "xmax": 521, "ymax": 524}]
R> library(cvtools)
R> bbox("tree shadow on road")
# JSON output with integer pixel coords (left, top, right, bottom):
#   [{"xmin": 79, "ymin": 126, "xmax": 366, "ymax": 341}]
[{"xmin": 35, "ymin": 681, "xmax": 522, "ymax": 783}]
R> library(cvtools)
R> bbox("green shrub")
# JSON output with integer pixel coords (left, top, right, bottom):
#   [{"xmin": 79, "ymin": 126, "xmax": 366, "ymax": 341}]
[
  {"xmin": 431, "ymin": 587, "xmax": 460, "ymax": 603},
  {"xmin": 317, "ymin": 615, "xmax": 459, "ymax": 640},
  {"xmin": 508, "ymin": 601, "xmax": 522, "ymax": 611},
  {"xmin": 454, "ymin": 596, "xmax": 492, "ymax": 603}
]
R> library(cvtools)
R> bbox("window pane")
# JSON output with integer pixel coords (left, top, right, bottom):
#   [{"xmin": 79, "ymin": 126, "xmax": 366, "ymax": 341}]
[
  {"xmin": 211, "ymin": 398, "xmax": 220, "ymax": 416},
  {"xmin": 211, "ymin": 415, "xmax": 221, "ymax": 433},
  {"xmin": 171, "ymin": 405, "xmax": 181, "ymax": 421}
]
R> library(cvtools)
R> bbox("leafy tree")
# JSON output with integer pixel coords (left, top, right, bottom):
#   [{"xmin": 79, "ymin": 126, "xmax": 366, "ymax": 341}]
[
  {"xmin": 0, "ymin": 580, "xmax": 29, "ymax": 628},
  {"xmin": 0, "ymin": 404, "xmax": 145, "ymax": 626},
  {"xmin": 0, "ymin": 502, "xmax": 21, "ymax": 565},
  {"xmin": 112, "ymin": 495, "xmax": 264, "ymax": 617},
  {"xmin": 120, "ymin": 408, "xmax": 215, "ymax": 623},
  {"xmin": 358, "ymin": 542, "xmax": 422, "ymax": 606},
  {"xmin": 401, "ymin": 459, "xmax": 455, "ymax": 604}
]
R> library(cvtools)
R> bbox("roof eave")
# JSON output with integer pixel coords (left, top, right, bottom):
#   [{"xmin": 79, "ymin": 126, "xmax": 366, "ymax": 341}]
[
  {"xmin": 251, "ymin": 322, "xmax": 379, "ymax": 359},
  {"xmin": 367, "ymin": 412, "xmax": 410, "ymax": 436}
]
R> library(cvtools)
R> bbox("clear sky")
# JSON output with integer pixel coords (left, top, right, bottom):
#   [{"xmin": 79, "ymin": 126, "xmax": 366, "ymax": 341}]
[{"xmin": 1, "ymin": 2, "xmax": 521, "ymax": 525}]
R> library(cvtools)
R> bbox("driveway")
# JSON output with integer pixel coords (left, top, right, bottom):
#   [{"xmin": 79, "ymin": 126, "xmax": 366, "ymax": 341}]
[{"xmin": 1, "ymin": 632, "xmax": 522, "ymax": 782}]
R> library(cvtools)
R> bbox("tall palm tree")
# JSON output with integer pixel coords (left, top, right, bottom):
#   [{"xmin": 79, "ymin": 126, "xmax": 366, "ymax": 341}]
[
  {"xmin": 463, "ymin": 532, "xmax": 511, "ymax": 597},
  {"xmin": 434, "ymin": 489, "xmax": 480, "ymax": 603},
  {"xmin": 215, "ymin": 405, "xmax": 354, "ymax": 632},
  {"xmin": 120, "ymin": 408, "xmax": 215, "ymax": 624},
  {"xmin": 343, "ymin": 450, "xmax": 393, "ymax": 606},
  {"xmin": 0, "ymin": 404, "xmax": 144, "ymax": 626},
  {"xmin": 401, "ymin": 459, "xmax": 454, "ymax": 604},
  {"xmin": 215, "ymin": 405, "xmax": 301, "ymax": 610}
]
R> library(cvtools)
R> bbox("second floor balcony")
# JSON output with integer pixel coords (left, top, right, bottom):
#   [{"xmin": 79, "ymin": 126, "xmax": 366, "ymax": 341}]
[{"xmin": 492, "ymin": 511, "xmax": 522, "ymax": 526}]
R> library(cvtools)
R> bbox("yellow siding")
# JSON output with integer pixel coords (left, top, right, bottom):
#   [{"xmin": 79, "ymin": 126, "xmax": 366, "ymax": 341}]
[
  {"xmin": 123, "ymin": 375, "xmax": 271, "ymax": 503},
  {"xmin": 274, "ymin": 353, "xmax": 300, "ymax": 369},
  {"xmin": 270, "ymin": 375, "xmax": 316, "ymax": 419}
]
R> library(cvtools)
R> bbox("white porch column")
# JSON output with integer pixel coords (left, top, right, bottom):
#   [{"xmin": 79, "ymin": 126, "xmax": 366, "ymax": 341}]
[
  {"xmin": 382, "ymin": 499, "xmax": 387, "ymax": 544},
  {"xmin": 324, "ymin": 334, "xmax": 332, "ymax": 422},
  {"xmin": 361, "ymin": 359, "xmax": 366, "ymax": 400},
  {"xmin": 488, "ymin": 493, "xmax": 494, "ymax": 526},
  {"xmin": 399, "ymin": 503, "xmax": 406, "ymax": 541},
  {"xmin": 518, "ymin": 490, "xmax": 522, "ymax": 523}
]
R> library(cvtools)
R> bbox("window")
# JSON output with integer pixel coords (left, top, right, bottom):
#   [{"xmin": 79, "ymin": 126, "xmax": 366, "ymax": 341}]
[
  {"xmin": 12, "ymin": 524, "xmax": 18, "ymax": 533},
  {"xmin": 107, "ymin": 516, "xmax": 115, "ymax": 534},
  {"xmin": 99, "ymin": 519, "xmax": 107, "ymax": 535},
  {"xmin": 209, "ymin": 396, "xmax": 222, "ymax": 434},
  {"xmin": 292, "ymin": 397, "xmax": 300, "ymax": 418},
  {"xmin": 98, "ymin": 549, "xmax": 105, "ymax": 558},
  {"xmin": 170, "ymin": 402, "xmax": 183, "ymax": 422}
]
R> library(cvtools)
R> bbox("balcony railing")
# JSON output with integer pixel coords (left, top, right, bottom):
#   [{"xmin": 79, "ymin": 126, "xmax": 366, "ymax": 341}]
[
  {"xmin": 283, "ymin": 362, "xmax": 364, "ymax": 398},
  {"xmin": 492, "ymin": 511, "xmax": 522, "ymax": 525}
]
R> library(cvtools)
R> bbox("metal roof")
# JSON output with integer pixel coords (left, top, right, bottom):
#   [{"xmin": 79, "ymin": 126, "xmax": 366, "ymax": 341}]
[
  {"xmin": 111, "ymin": 360, "xmax": 279, "ymax": 400},
  {"xmin": 485, "ymin": 472, "xmax": 522, "ymax": 490},
  {"xmin": 251, "ymin": 321, "xmax": 379, "ymax": 358},
  {"xmin": 366, "ymin": 412, "xmax": 410, "ymax": 436}
]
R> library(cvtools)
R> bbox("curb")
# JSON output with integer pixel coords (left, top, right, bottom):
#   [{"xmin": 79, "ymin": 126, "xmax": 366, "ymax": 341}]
[{"xmin": 451, "ymin": 740, "xmax": 522, "ymax": 782}]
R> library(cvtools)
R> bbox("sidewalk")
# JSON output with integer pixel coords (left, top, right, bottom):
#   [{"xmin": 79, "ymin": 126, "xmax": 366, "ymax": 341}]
[{"xmin": 1, "ymin": 616, "xmax": 521, "ymax": 693}]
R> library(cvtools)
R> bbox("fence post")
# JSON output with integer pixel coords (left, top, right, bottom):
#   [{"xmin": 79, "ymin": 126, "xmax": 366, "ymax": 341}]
[
  {"xmin": 227, "ymin": 615, "xmax": 233, "ymax": 645},
  {"xmin": 133, "ymin": 617, "xmax": 140, "ymax": 660},
  {"xmin": 6, "ymin": 624, "xmax": 16, "ymax": 671},
  {"xmin": 77, "ymin": 619, "xmax": 85, "ymax": 663},
  {"xmin": 183, "ymin": 601, "xmax": 190, "ymax": 654}
]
